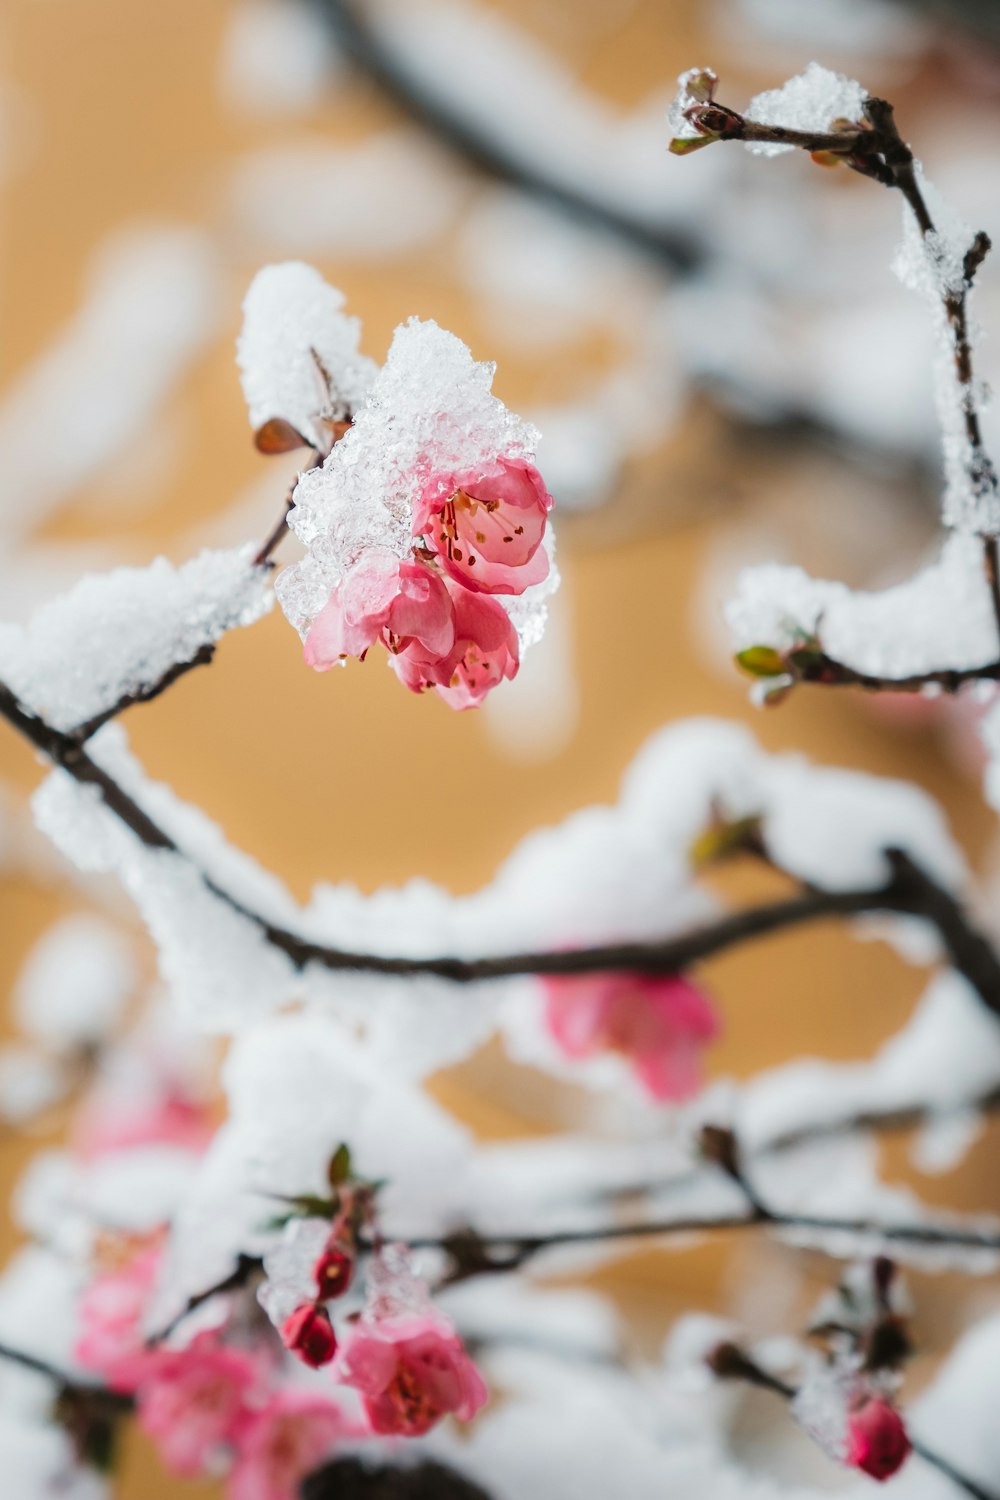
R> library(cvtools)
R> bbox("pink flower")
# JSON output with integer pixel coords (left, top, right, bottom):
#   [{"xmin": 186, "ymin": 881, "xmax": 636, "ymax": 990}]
[
  {"xmin": 336, "ymin": 1315, "xmax": 488, "ymax": 1437},
  {"xmin": 230, "ymin": 1390, "xmax": 351, "ymax": 1500},
  {"xmin": 846, "ymin": 1395, "xmax": 911, "ymax": 1482},
  {"xmin": 75, "ymin": 1089, "xmax": 213, "ymax": 1160},
  {"xmin": 137, "ymin": 1333, "xmax": 261, "ymax": 1477},
  {"xmin": 280, "ymin": 1303, "xmax": 337, "ymax": 1368},
  {"xmin": 304, "ymin": 552, "xmax": 455, "ymax": 669},
  {"xmin": 392, "ymin": 581, "xmax": 519, "ymax": 709},
  {"xmin": 76, "ymin": 1243, "xmax": 163, "ymax": 1391},
  {"xmin": 541, "ymin": 971, "xmax": 720, "ymax": 1101},
  {"xmin": 414, "ymin": 458, "xmax": 552, "ymax": 596}
]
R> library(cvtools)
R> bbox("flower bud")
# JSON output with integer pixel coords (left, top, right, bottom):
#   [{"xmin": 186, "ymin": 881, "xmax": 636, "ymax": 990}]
[
  {"xmin": 846, "ymin": 1396, "xmax": 911, "ymax": 1482},
  {"xmin": 281, "ymin": 1304, "xmax": 337, "ymax": 1368},
  {"xmin": 314, "ymin": 1245, "xmax": 354, "ymax": 1302}
]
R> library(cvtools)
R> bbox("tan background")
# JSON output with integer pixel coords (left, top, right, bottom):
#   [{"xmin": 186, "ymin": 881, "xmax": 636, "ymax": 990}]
[{"xmin": 0, "ymin": 1, "xmax": 997, "ymax": 1493}]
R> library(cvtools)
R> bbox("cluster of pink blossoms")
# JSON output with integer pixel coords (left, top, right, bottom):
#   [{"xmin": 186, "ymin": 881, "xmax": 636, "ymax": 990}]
[
  {"xmin": 76, "ymin": 1215, "xmax": 488, "ymax": 1497},
  {"xmin": 304, "ymin": 456, "xmax": 554, "ymax": 709},
  {"xmin": 541, "ymin": 970, "xmax": 720, "ymax": 1101}
]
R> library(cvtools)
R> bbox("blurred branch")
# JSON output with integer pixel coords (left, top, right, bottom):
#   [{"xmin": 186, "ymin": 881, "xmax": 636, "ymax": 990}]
[
  {"xmin": 312, "ymin": 0, "xmax": 700, "ymax": 272},
  {"xmin": 2, "ymin": 679, "xmax": 999, "ymax": 1013}
]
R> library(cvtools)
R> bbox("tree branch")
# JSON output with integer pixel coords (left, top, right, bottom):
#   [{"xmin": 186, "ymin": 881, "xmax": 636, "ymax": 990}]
[
  {"xmin": 3, "ymin": 679, "xmax": 999, "ymax": 1015},
  {"xmin": 68, "ymin": 645, "xmax": 217, "ymax": 743}
]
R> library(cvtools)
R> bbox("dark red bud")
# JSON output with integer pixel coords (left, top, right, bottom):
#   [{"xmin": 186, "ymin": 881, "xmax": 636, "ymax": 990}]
[{"xmin": 281, "ymin": 1303, "xmax": 337, "ymax": 1368}]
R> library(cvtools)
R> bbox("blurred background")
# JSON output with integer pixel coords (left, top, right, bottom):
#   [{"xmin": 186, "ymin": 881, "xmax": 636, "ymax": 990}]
[{"xmin": 2, "ymin": 0, "xmax": 1000, "ymax": 1492}]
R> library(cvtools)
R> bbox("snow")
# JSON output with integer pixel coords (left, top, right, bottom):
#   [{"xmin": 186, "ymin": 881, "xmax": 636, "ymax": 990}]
[
  {"xmin": 14, "ymin": 914, "xmax": 136, "ymax": 1050},
  {"xmin": 739, "ymin": 971, "xmax": 1000, "ymax": 1153},
  {"xmin": 744, "ymin": 62, "xmax": 868, "ymax": 157},
  {"xmin": 727, "ymin": 534, "xmax": 1000, "ymax": 680},
  {"xmin": 0, "ymin": 546, "xmax": 271, "ymax": 734},
  {"xmin": 0, "ymin": 226, "xmax": 219, "ymax": 542},
  {"xmin": 232, "ymin": 133, "xmax": 466, "ymax": 261},
  {"xmin": 219, "ymin": 0, "xmax": 343, "ymax": 117},
  {"xmin": 236, "ymin": 261, "xmax": 379, "ymax": 448}
]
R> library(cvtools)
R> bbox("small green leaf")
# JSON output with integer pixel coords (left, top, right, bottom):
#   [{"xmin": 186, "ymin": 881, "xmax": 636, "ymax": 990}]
[
  {"xmin": 735, "ymin": 645, "xmax": 787, "ymax": 678},
  {"xmin": 328, "ymin": 1143, "xmax": 352, "ymax": 1189},
  {"xmin": 668, "ymin": 132, "xmax": 719, "ymax": 156},
  {"xmin": 689, "ymin": 814, "xmax": 764, "ymax": 868}
]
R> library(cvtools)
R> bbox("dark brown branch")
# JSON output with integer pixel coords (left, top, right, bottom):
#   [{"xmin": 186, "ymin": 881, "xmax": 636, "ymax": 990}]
[
  {"xmin": 710, "ymin": 1344, "xmax": 997, "ymax": 1500},
  {"xmin": 3, "ymin": 678, "xmax": 1000, "ymax": 1016},
  {"xmin": 0, "ymin": 1340, "xmax": 133, "ymax": 1409},
  {"xmin": 252, "ymin": 447, "xmax": 323, "ymax": 569},
  {"xmin": 69, "ymin": 645, "xmax": 217, "ymax": 743}
]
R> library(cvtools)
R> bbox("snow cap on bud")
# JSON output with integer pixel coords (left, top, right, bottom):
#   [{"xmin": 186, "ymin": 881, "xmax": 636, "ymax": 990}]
[
  {"xmin": 282, "ymin": 1303, "xmax": 338, "ymax": 1368},
  {"xmin": 846, "ymin": 1395, "xmax": 911, "ymax": 1482}
]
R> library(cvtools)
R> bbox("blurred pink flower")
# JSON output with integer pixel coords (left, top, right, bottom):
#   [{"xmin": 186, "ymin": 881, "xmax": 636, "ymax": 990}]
[
  {"xmin": 230, "ymin": 1390, "xmax": 351, "ymax": 1500},
  {"xmin": 75, "ymin": 1243, "xmax": 162, "ymax": 1392},
  {"xmin": 542, "ymin": 971, "xmax": 720, "ymax": 1101},
  {"xmin": 337, "ymin": 1315, "xmax": 488, "ymax": 1437},
  {"xmin": 137, "ymin": 1333, "xmax": 261, "ymax": 1477},
  {"xmin": 414, "ymin": 458, "xmax": 552, "ymax": 596},
  {"xmin": 846, "ymin": 1394, "xmax": 911, "ymax": 1482},
  {"xmin": 304, "ymin": 553, "xmax": 455, "ymax": 668},
  {"xmin": 75, "ymin": 1089, "xmax": 213, "ymax": 1161}
]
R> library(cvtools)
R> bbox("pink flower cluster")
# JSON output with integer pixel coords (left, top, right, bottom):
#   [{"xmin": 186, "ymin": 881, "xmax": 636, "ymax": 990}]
[
  {"xmin": 304, "ymin": 457, "xmax": 553, "ymax": 708},
  {"xmin": 76, "ymin": 1233, "xmax": 488, "ymax": 1498},
  {"xmin": 541, "ymin": 970, "xmax": 720, "ymax": 1101}
]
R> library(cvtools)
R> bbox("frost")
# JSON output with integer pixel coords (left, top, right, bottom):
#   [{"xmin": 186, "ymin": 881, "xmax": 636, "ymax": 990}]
[
  {"xmin": 745, "ymin": 62, "xmax": 867, "ymax": 157},
  {"xmin": 14, "ymin": 914, "xmax": 136, "ymax": 1050},
  {"xmin": 890, "ymin": 172, "xmax": 996, "ymax": 534},
  {"xmin": 259, "ymin": 1216, "xmax": 331, "ymax": 1329},
  {"xmin": 236, "ymin": 262, "xmax": 379, "ymax": 447},
  {"xmin": 728, "ymin": 534, "xmax": 1000, "ymax": 679},
  {"xmin": 790, "ymin": 1355, "xmax": 855, "ymax": 1462},
  {"xmin": 667, "ymin": 67, "xmax": 717, "ymax": 143},
  {"xmin": 0, "ymin": 546, "xmax": 271, "ymax": 733},
  {"xmin": 277, "ymin": 316, "xmax": 548, "ymax": 651}
]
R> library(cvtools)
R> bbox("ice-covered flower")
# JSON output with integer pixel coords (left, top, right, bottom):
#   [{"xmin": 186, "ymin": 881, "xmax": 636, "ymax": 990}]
[
  {"xmin": 280, "ymin": 1303, "xmax": 337, "ymax": 1368},
  {"xmin": 541, "ymin": 971, "xmax": 720, "ymax": 1100},
  {"xmin": 845, "ymin": 1394, "xmax": 911, "ymax": 1482},
  {"xmin": 391, "ymin": 579, "xmax": 519, "ymax": 709},
  {"xmin": 336, "ymin": 1314, "xmax": 488, "ymax": 1437},
  {"xmin": 75, "ymin": 1242, "xmax": 163, "ymax": 1391},
  {"xmin": 413, "ymin": 457, "xmax": 552, "ymax": 596},
  {"xmin": 230, "ymin": 1390, "xmax": 352, "ymax": 1500},
  {"xmin": 276, "ymin": 318, "xmax": 558, "ymax": 699},
  {"xmin": 303, "ymin": 552, "xmax": 454, "ymax": 669},
  {"xmin": 136, "ymin": 1333, "xmax": 261, "ymax": 1477}
]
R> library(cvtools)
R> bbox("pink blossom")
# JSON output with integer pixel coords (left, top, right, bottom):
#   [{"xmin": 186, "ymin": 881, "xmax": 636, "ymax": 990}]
[
  {"xmin": 846, "ymin": 1395, "xmax": 911, "ymax": 1482},
  {"xmin": 230, "ymin": 1390, "xmax": 351, "ymax": 1500},
  {"xmin": 75, "ymin": 1243, "xmax": 163, "ymax": 1391},
  {"xmin": 75, "ymin": 1089, "xmax": 213, "ymax": 1160},
  {"xmin": 391, "ymin": 582, "xmax": 519, "ymax": 709},
  {"xmin": 337, "ymin": 1315, "xmax": 488, "ymax": 1437},
  {"xmin": 541, "ymin": 971, "xmax": 720, "ymax": 1101},
  {"xmin": 304, "ymin": 552, "xmax": 454, "ymax": 668},
  {"xmin": 137, "ymin": 1333, "xmax": 261, "ymax": 1478},
  {"xmin": 280, "ymin": 1303, "xmax": 337, "ymax": 1368},
  {"xmin": 414, "ymin": 458, "xmax": 552, "ymax": 596}
]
